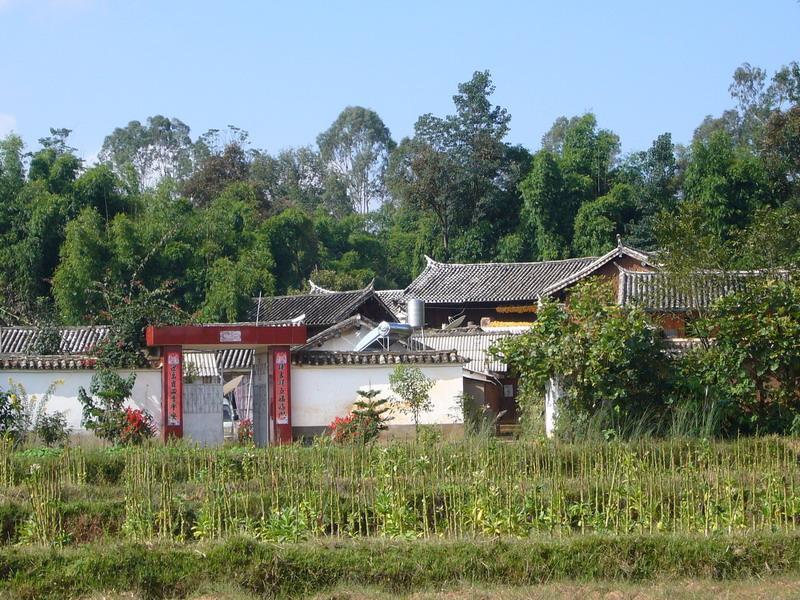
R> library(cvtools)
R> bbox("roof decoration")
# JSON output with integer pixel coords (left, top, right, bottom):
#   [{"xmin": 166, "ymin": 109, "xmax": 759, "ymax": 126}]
[
  {"xmin": 308, "ymin": 280, "xmax": 336, "ymax": 295},
  {"xmin": 0, "ymin": 356, "xmax": 97, "ymax": 370}
]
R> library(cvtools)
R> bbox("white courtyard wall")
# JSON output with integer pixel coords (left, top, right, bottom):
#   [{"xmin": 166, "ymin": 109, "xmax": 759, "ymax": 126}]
[
  {"xmin": 0, "ymin": 369, "xmax": 162, "ymax": 432},
  {"xmin": 291, "ymin": 363, "xmax": 464, "ymax": 428}
]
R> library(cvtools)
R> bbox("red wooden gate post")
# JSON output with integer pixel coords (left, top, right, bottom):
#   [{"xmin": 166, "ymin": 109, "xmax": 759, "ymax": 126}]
[
  {"xmin": 272, "ymin": 346, "xmax": 292, "ymax": 444},
  {"xmin": 162, "ymin": 346, "xmax": 184, "ymax": 440}
]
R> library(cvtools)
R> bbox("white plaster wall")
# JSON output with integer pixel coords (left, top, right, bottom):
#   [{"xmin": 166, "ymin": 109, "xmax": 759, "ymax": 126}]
[
  {"xmin": 313, "ymin": 331, "xmax": 364, "ymax": 351},
  {"xmin": 0, "ymin": 370, "xmax": 162, "ymax": 432},
  {"xmin": 291, "ymin": 364, "xmax": 464, "ymax": 428}
]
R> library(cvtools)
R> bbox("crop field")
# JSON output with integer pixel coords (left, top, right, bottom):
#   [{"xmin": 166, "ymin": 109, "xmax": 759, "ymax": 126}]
[
  {"xmin": 4, "ymin": 437, "xmax": 800, "ymax": 598},
  {"xmin": 5, "ymin": 437, "xmax": 800, "ymax": 542}
]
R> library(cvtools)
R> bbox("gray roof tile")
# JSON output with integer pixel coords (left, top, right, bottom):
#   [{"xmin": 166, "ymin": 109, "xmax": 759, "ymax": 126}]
[
  {"xmin": 404, "ymin": 256, "xmax": 597, "ymax": 304},
  {"xmin": 250, "ymin": 283, "xmax": 396, "ymax": 326},
  {"xmin": 292, "ymin": 350, "xmax": 466, "ymax": 366},
  {"xmin": 0, "ymin": 326, "xmax": 109, "ymax": 355},
  {"xmin": 618, "ymin": 269, "xmax": 790, "ymax": 311},
  {"xmin": 411, "ymin": 328, "xmax": 522, "ymax": 374}
]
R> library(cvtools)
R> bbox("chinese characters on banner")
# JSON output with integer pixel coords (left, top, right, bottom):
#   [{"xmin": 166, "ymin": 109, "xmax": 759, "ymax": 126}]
[
  {"xmin": 166, "ymin": 351, "xmax": 182, "ymax": 427},
  {"xmin": 274, "ymin": 351, "xmax": 289, "ymax": 425}
]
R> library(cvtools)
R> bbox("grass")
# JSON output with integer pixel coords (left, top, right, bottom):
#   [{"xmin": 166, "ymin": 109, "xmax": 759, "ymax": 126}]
[
  {"xmin": 61, "ymin": 578, "xmax": 800, "ymax": 600},
  {"xmin": 3, "ymin": 533, "xmax": 800, "ymax": 599},
  {"xmin": 2, "ymin": 437, "xmax": 800, "ymax": 597}
]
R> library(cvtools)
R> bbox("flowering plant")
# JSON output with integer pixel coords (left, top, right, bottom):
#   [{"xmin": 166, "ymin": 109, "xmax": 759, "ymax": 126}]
[
  {"xmin": 328, "ymin": 414, "xmax": 358, "ymax": 443},
  {"xmin": 119, "ymin": 407, "xmax": 156, "ymax": 445},
  {"xmin": 238, "ymin": 418, "xmax": 254, "ymax": 444},
  {"xmin": 328, "ymin": 390, "xmax": 392, "ymax": 444}
]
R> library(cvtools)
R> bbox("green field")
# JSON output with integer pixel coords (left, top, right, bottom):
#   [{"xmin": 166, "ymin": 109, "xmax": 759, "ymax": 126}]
[{"xmin": 4, "ymin": 437, "xmax": 800, "ymax": 598}]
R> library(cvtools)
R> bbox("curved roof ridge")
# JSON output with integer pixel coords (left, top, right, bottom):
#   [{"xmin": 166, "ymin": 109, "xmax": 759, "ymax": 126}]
[
  {"xmin": 419, "ymin": 255, "xmax": 600, "ymax": 269},
  {"xmin": 308, "ymin": 280, "xmax": 336, "ymax": 295},
  {"xmin": 539, "ymin": 244, "xmax": 656, "ymax": 299}
]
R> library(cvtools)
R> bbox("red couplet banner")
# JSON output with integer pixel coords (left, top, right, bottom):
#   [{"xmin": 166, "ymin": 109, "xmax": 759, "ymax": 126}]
[
  {"xmin": 272, "ymin": 348, "xmax": 291, "ymax": 444},
  {"xmin": 163, "ymin": 347, "xmax": 183, "ymax": 439}
]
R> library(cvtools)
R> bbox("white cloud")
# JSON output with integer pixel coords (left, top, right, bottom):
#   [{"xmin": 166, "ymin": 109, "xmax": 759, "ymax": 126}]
[{"xmin": 0, "ymin": 113, "xmax": 17, "ymax": 137}]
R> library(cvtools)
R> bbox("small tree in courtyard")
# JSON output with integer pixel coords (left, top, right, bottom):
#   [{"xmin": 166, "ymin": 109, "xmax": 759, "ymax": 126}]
[
  {"xmin": 78, "ymin": 369, "xmax": 155, "ymax": 445},
  {"xmin": 389, "ymin": 365, "xmax": 434, "ymax": 437}
]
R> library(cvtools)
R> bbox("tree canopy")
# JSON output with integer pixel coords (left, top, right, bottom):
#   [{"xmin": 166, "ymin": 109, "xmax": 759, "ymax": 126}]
[{"xmin": 0, "ymin": 63, "xmax": 798, "ymax": 328}]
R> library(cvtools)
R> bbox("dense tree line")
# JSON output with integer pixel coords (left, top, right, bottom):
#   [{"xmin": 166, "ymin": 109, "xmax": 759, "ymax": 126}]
[{"xmin": 1, "ymin": 63, "xmax": 799, "ymax": 327}]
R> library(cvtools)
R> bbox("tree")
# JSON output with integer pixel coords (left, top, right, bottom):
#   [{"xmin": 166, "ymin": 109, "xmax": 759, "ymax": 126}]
[
  {"xmin": 99, "ymin": 115, "xmax": 195, "ymax": 189},
  {"xmin": 694, "ymin": 61, "xmax": 800, "ymax": 149},
  {"xmin": 250, "ymin": 146, "xmax": 328, "ymax": 214},
  {"xmin": 621, "ymin": 133, "xmax": 679, "ymax": 249},
  {"xmin": 389, "ymin": 365, "xmax": 434, "ymax": 437},
  {"xmin": 182, "ymin": 142, "xmax": 253, "ymax": 206},
  {"xmin": 492, "ymin": 279, "xmax": 670, "ymax": 439},
  {"xmin": 78, "ymin": 369, "xmax": 145, "ymax": 444},
  {"xmin": 389, "ymin": 70, "xmax": 516, "ymax": 260},
  {"xmin": 519, "ymin": 151, "xmax": 574, "ymax": 259},
  {"xmin": 387, "ymin": 139, "xmax": 461, "ymax": 258},
  {"xmin": 317, "ymin": 106, "xmax": 395, "ymax": 214},
  {"xmin": 763, "ymin": 105, "xmax": 800, "ymax": 203},
  {"xmin": 52, "ymin": 207, "xmax": 110, "ymax": 323},
  {"xmin": 540, "ymin": 113, "xmax": 620, "ymax": 200},
  {"xmin": 682, "ymin": 130, "xmax": 771, "ymax": 240},
  {"xmin": 262, "ymin": 207, "xmax": 319, "ymax": 293},
  {"xmin": 678, "ymin": 278, "xmax": 800, "ymax": 435},
  {"xmin": 572, "ymin": 184, "xmax": 636, "ymax": 256},
  {"xmin": 200, "ymin": 246, "xmax": 275, "ymax": 322}
]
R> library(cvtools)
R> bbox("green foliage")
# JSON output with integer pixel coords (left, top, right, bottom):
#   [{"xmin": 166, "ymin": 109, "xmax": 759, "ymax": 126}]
[
  {"xmin": 492, "ymin": 280, "xmax": 670, "ymax": 439},
  {"xmin": 34, "ymin": 413, "xmax": 70, "ymax": 448},
  {"xmin": 676, "ymin": 278, "xmax": 800, "ymax": 435},
  {"xmin": 2, "ymin": 62, "xmax": 800, "ymax": 327},
  {"xmin": 572, "ymin": 183, "xmax": 636, "ymax": 256},
  {"xmin": 0, "ymin": 381, "xmax": 64, "ymax": 448},
  {"xmin": 329, "ymin": 389, "xmax": 392, "ymax": 445},
  {"xmin": 77, "ymin": 370, "xmax": 137, "ymax": 444},
  {"xmin": 389, "ymin": 365, "xmax": 434, "ymax": 435}
]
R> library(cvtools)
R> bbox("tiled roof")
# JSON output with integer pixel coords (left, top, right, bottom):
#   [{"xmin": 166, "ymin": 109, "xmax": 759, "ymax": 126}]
[
  {"xmin": 404, "ymin": 256, "xmax": 597, "ymax": 304},
  {"xmin": 375, "ymin": 289, "xmax": 406, "ymax": 315},
  {"xmin": 294, "ymin": 315, "xmax": 376, "ymax": 352},
  {"xmin": 539, "ymin": 243, "xmax": 654, "ymax": 298},
  {"xmin": 0, "ymin": 355, "xmax": 97, "ymax": 370},
  {"xmin": 617, "ymin": 269, "xmax": 790, "ymax": 311},
  {"xmin": 217, "ymin": 348, "xmax": 254, "ymax": 371},
  {"xmin": 292, "ymin": 350, "xmax": 465, "ymax": 366},
  {"xmin": 184, "ymin": 352, "xmax": 219, "ymax": 378},
  {"xmin": 250, "ymin": 282, "xmax": 397, "ymax": 326},
  {"xmin": 412, "ymin": 328, "xmax": 525, "ymax": 374},
  {"xmin": 0, "ymin": 326, "xmax": 109, "ymax": 355}
]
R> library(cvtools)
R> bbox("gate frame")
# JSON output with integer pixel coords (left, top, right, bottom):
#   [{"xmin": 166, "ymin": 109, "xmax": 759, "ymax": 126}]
[{"xmin": 145, "ymin": 323, "xmax": 307, "ymax": 445}]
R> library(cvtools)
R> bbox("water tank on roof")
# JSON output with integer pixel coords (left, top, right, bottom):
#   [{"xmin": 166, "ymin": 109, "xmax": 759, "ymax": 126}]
[{"xmin": 407, "ymin": 298, "xmax": 425, "ymax": 328}]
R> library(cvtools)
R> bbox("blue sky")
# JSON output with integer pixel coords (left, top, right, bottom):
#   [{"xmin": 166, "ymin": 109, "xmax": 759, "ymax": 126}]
[{"xmin": 1, "ymin": 1, "xmax": 798, "ymax": 161}]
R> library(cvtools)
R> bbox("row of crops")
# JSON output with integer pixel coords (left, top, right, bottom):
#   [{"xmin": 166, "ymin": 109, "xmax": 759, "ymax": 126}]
[{"xmin": 3, "ymin": 437, "xmax": 800, "ymax": 545}]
